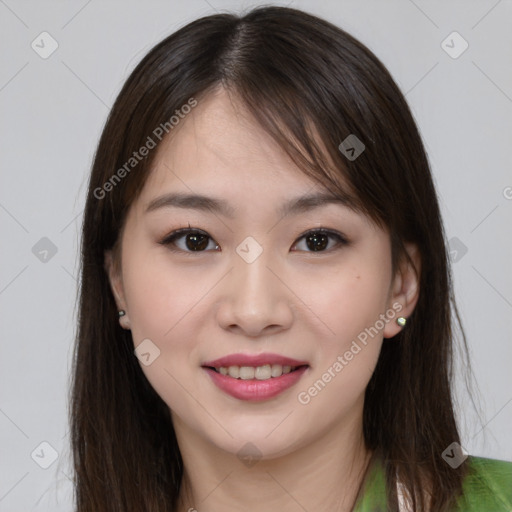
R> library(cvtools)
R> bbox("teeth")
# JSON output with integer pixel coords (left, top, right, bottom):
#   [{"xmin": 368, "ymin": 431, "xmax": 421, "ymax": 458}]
[
  {"xmin": 255, "ymin": 364, "xmax": 271, "ymax": 380},
  {"xmin": 228, "ymin": 366, "xmax": 240, "ymax": 379},
  {"xmin": 239, "ymin": 366, "xmax": 255, "ymax": 380},
  {"xmin": 215, "ymin": 364, "xmax": 299, "ymax": 380},
  {"xmin": 271, "ymin": 364, "xmax": 283, "ymax": 377}
]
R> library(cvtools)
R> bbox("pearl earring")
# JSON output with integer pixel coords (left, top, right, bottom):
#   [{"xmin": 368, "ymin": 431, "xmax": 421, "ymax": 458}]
[
  {"xmin": 118, "ymin": 310, "xmax": 126, "ymax": 317},
  {"xmin": 396, "ymin": 317, "xmax": 406, "ymax": 327}
]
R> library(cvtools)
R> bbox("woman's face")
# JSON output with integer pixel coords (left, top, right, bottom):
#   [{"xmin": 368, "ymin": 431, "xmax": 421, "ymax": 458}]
[{"xmin": 107, "ymin": 88, "xmax": 417, "ymax": 459}]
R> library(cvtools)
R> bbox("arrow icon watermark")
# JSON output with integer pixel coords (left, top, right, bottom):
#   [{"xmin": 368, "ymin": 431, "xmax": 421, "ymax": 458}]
[
  {"xmin": 134, "ymin": 338, "xmax": 161, "ymax": 366},
  {"xmin": 338, "ymin": 134, "xmax": 365, "ymax": 161}
]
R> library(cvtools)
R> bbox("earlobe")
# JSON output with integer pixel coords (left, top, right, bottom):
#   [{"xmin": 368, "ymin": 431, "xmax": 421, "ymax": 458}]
[{"xmin": 383, "ymin": 243, "xmax": 421, "ymax": 339}]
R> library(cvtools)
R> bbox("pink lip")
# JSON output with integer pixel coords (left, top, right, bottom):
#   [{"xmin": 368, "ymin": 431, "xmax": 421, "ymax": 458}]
[
  {"xmin": 203, "ymin": 366, "xmax": 309, "ymax": 402},
  {"xmin": 202, "ymin": 352, "xmax": 309, "ymax": 368},
  {"xmin": 201, "ymin": 353, "xmax": 310, "ymax": 402}
]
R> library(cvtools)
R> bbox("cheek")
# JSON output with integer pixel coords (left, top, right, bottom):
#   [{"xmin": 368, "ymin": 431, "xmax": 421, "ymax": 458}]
[
  {"xmin": 294, "ymin": 267, "xmax": 388, "ymax": 419},
  {"xmin": 294, "ymin": 249, "xmax": 391, "ymax": 398},
  {"xmin": 120, "ymin": 244, "xmax": 217, "ymax": 396},
  {"xmin": 122, "ymin": 248, "xmax": 209, "ymax": 342},
  {"xmin": 300, "ymin": 254, "xmax": 391, "ymax": 348}
]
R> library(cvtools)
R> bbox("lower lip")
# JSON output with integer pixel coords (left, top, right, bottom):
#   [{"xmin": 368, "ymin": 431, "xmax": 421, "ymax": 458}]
[{"xmin": 203, "ymin": 366, "xmax": 308, "ymax": 402}]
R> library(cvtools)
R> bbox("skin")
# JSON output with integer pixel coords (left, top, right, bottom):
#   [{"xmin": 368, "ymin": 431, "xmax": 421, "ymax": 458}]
[{"xmin": 106, "ymin": 87, "xmax": 420, "ymax": 512}]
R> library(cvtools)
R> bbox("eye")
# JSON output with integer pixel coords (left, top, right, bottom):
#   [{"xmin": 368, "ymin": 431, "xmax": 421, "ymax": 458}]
[
  {"xmin": 159, "ymin": 226, "xmax": 348, "ymax": 254},
  {"xmin": 291, "ymin": 228, "xmax": 348, "ymax": 253},
  {"xmin": 159, "ymin": 227, "xmax": 220, "ymax": 252}
]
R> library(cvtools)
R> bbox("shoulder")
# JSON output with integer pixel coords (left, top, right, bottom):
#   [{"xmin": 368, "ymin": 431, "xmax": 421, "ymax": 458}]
[
  {"xmin": 353, "ymin": 454, "xmax": 512, "ymax": 511},
  {"xmin": 454, "ymin": 455, "xmax": 512, "ymax": 511}
]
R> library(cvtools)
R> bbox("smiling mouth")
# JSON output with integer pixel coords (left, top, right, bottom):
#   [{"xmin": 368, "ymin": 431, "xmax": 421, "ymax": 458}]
[{"xmin": 206, "ymin": 364, "xmax": 308, "ymax": 380}]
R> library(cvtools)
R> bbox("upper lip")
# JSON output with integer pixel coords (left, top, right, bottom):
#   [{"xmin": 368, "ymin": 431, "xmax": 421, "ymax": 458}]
[{"xmin": 202, "ymin": 353, "xmax": 309, "ymax": 368}]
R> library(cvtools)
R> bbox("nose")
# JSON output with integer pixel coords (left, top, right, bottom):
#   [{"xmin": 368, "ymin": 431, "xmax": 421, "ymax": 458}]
[{"xmin": 215, "ymin": 248, "xmax": 294, "ymax": 338}]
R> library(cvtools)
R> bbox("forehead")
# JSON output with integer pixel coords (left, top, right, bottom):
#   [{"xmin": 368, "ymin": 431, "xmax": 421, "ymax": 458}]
[
  {"xmin": 138, "ymin": 88, "xmax": 355, "ymax": 211},
  {"xmin": 150, "ymin": 91, "xmax": 310, "ymax": 188}
]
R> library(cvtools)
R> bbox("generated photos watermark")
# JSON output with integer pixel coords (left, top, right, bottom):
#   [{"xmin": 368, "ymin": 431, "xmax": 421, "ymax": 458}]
[
  {"xmin": 93, "ymin": 97, "xmax": 198, "ymax": 200},
  {"xmin": 297, "ymin": 302, "xmax": 403, "ymax": 405}
]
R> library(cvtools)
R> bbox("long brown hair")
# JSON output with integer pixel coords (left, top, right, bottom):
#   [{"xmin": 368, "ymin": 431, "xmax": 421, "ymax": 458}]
[{"xmin": 70, "ymin": 6, "xmax": 471, "ymax": 510}]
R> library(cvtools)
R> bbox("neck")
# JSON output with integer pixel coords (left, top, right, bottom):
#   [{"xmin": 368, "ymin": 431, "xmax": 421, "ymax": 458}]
[{"xmin": 175, "ymin": 418, "xmax": 372, "ymax": 512}]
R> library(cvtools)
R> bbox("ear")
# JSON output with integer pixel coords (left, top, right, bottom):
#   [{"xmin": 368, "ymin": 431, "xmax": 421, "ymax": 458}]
[
  {"xmin": 383, "ymin": 242, "xmax": 421, "ymax": 339},
  {"xmin": 104, "ymin": 249, "xmax": 131, "ymax": 330}
]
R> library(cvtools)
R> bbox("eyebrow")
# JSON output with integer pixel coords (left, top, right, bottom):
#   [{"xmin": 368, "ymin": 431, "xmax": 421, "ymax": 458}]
[{"xmin": 145, "ymin": 191, "xmax": 356, "ymax": 218}]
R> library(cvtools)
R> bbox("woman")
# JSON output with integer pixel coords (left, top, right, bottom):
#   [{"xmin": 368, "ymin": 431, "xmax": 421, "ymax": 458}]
[{"xmin": 70, "ymin": 6, "xmax": 512, "ymax": 511}]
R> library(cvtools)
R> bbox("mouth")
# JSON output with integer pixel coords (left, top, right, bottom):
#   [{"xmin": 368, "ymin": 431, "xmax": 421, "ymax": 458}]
[
  {"xmin": 206, "ymin": 364, "xmax": 308, "ymax": 380},
  {"xmin": 201, "ymin": 354, "xmax": 310, "ymax": 401}
]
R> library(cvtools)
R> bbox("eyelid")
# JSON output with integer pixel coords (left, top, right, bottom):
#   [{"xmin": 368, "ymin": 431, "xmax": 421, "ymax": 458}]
[
  {"xmin": 291, "ymin": 227, "xmax": 349, "ymax": 252},
  {"xmin": 295, "ymin": 227, "xmax": 348, "ymax": 244},
  {"xmin": 158, "ymin": 226, "xmax": 349, "ymax": 253},
  {"xmin": 158, "ymin": 226, "xmax": 219, "ymax": 252},
  {"xmin": 159, "ymin": 226, "xmax": 207, "ymax": 243}
]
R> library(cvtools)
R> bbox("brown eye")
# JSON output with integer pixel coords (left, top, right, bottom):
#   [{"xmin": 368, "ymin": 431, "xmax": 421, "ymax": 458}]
[
  {"xmin": 305, "ymin": 232, "xmax": 329, "ymax": 251},
  {"xmin": 184, "ymin": 232, "xmax": 209, "ymax": 251},
  {"xmin": 292, "ymin": 229, "xmax": 348, "ymax": 253},
  {"xmin": 160, "ymin": 228, "xmax": 219, "ymax": 252}
]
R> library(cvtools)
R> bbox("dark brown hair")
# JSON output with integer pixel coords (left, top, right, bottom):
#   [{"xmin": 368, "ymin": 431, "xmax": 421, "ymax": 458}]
[{"xmin": 70, "ymin": 6, "xmax": 471, "ymax": 511}]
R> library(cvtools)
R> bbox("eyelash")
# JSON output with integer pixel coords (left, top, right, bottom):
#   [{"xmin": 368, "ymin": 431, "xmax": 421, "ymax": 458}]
[{"xmin": 158, "ymin": 225, "xmax": 349, "ymax": 254}]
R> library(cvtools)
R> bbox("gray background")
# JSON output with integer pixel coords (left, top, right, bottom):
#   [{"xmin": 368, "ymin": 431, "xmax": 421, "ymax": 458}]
[{"xmin": 1, "ymin": 0, "xmax": 511, "ymax": 509}]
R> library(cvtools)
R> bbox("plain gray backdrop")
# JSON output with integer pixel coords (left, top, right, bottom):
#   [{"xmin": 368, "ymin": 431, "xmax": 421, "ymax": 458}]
[{"xmin": 1, "ymin": 0, "xmax": 511, "ymax": 510}]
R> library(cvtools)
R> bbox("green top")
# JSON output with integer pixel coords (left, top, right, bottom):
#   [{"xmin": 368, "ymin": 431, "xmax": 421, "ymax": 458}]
[{"xmin": 353, "ymin": 455, "xmax": 512, "ymax": 511}]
